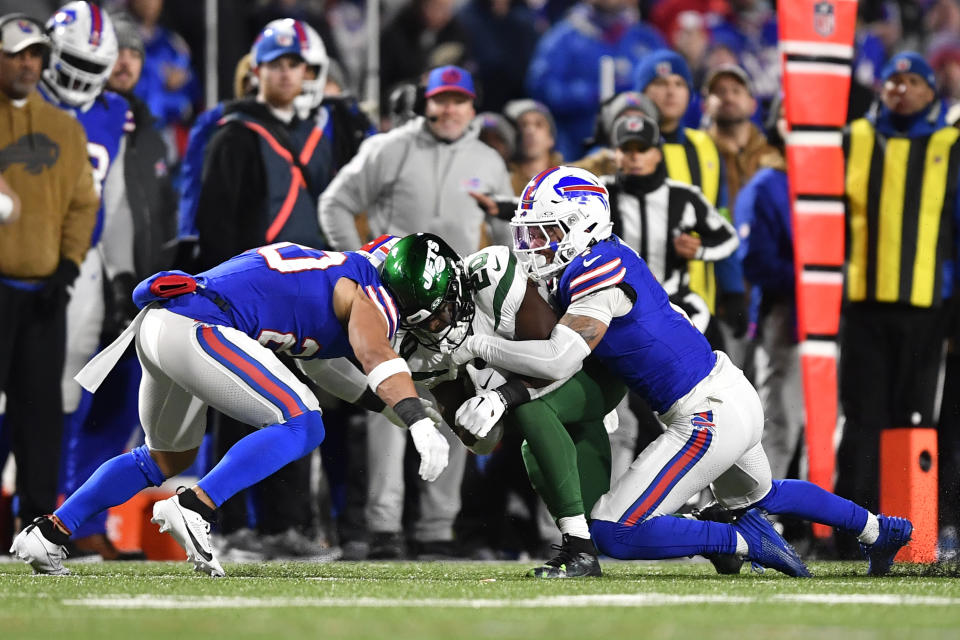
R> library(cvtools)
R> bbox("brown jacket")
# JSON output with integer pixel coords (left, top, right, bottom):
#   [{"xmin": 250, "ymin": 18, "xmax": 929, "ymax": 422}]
[
  {"xmin": 0, "ymin": 90, "xmax": 99, "ymax": 280},
  {"xmin": 707, "ymin": 122, "xmax": 775, "ymax": 207}
]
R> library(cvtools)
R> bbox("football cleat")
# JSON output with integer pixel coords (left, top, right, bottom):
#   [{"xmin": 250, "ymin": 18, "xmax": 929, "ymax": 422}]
[
  {"xmin": 151, "ymin": 493, "xmax": 224, "ymax": 577},
  {"xmin": 861, "ymin": 515, "xmax": 913, "ymax": 576},
  {"xmin": 527, "ymin": 534, "xmax": 602, "ymax": 579},
  {"xmin": 695, "ymin": 504, "xmax": 745, "ymax": 575},
  {"xmin": 732, "ymin": 509, "xmax": 811, "ymax": 578},
  {"xmin": 9, "ymin": 516, "xmax": 71, "ymax": 576}
]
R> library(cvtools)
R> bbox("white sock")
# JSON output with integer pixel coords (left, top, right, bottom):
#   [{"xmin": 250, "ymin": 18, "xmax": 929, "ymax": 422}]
[
  {"xmin": 858, "ymin": 512, "xmax": 880, "ymax": 545},
  {"xmin": 735, "ymin": 532, "xmax": 749, "ymax": 556},
  {"xmin": 558, "ymin": 515, "xmax": 591, "ymax": 539}
]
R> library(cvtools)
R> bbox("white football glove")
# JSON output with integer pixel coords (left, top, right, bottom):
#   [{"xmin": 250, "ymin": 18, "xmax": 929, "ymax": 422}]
[
  {"xmin": 409, "ymin": 418, "xmax": 450, "ymax": 482},
  {"xmin": 381, "ymin": 398, "xmax": 443, "ymax": 429},
  {"xmin": 455, "ymin": 389, "xmax": 506, "ymax": 439},
  {"xmin": 464, "ymin": 362, "xmax": 507, "ymax": 392}
]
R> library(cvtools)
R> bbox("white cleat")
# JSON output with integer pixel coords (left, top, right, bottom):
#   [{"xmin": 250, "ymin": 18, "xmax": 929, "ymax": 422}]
[
  {"xmin": 151, "ymin": 495, "xmax": 225, "ymax": 577},
  {"xmin": 9, "ymin": 518, "xmax": 71, "ymax": 576}
]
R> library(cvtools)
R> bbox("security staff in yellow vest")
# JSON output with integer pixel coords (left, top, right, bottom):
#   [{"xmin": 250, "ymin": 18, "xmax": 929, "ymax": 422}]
[
  {"xmin": 634, "ymin": 50, "xmax": 747, "ymax": 350},
  {"xmin": 837, "ymin": 52, "xmax": 960, "ymax": 545}
]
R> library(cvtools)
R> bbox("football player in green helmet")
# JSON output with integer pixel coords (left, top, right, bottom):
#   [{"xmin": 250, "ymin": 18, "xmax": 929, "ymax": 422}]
[
  {"xmin": 379, "ymin": 232, "xmax": 475, "ymax": 351},
  {"xmin": 381, "ymin": 232, "xmax": 627, "ymax": 579}
]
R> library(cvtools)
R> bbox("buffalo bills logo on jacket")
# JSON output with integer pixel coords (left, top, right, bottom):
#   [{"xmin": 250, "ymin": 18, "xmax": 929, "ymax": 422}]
[{"xmin": 0, "ymin": 133, "xmax": 60, "ymax": 174}]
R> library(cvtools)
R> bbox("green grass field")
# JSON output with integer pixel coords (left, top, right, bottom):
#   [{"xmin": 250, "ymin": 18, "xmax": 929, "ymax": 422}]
[{"xmin": 3, "ymin": 559, "xmax": 960, "ymax": 639}]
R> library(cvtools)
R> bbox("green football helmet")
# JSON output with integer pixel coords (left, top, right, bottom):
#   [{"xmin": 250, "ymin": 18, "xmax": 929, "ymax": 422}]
[{"xmin": 380, "ymin": 232, "xmax": 475, "ymax": 350}]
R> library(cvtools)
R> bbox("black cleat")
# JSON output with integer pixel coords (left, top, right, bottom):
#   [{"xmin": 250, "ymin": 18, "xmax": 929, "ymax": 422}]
[
  {"xmin": 695, "ymin": 504, "xmax": 745, "ymax": 575},
  {"xmin": 527, "ymin": 534, "xmax": 602, "ymax": 578}
]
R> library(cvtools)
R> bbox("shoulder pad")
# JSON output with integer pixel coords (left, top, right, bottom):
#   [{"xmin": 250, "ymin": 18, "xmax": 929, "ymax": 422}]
[{"xmin": 562, "ymin": 240, "xmax": 628, "ymax": 303}]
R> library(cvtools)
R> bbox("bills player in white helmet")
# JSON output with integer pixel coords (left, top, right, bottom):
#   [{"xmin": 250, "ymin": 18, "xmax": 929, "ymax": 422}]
[
  {"xmin": 43, "ymin": 1, "xmax": 118, "ymax": 109},
  {"xmin": 293, "ymin": 20, "xmax": 328, "ymax": 118},
  {"xmin": 39, "ymin": 1, "xmax": 140, "ymax": 561}
]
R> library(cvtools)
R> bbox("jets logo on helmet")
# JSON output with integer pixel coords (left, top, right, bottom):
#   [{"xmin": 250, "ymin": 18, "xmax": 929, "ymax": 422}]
[
  {"xmin": 380, "ymin": 233, "xmax": 476, "ymax": 351},
  {"xmin": 511, "ymin": 166, "xmax": 613, "ymax": 281},
  {"xmin": 44, "ymin": 1, "xmax": 118, "ymax": 108}
]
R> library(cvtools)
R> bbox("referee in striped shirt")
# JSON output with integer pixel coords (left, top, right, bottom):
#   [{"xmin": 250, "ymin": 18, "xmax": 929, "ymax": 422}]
[{"xmin": 601, "ymin": 113, "xmax": 739, "ymax": 333}]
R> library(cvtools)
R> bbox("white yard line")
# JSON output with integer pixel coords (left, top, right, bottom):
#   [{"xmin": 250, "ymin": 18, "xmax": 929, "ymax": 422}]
[{"xmin": 62, "ymin": 593, "xmax": 960, "ymax": 609}]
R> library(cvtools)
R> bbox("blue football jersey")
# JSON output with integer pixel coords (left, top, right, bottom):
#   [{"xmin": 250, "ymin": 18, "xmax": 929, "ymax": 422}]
[
  {"xmin": 39, "ymin": 84, "xmax": 133, "ymax": 246},
  {"xmin": 161, "ymin": 243, "xmax": 398, "ymax": 360},
  {"xmin": 557, "ymin": 236, "xmax": 716, "ymax": 412}
]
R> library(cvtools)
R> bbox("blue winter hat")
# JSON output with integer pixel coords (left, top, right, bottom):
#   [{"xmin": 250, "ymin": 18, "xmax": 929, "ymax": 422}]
[
  {"xmin": 881, "ymin": 52, "xmax": 936, "ymax": 89},
  {"xmin": 634, "ymin": 49, "xmax": 694, "ymax": 93}
]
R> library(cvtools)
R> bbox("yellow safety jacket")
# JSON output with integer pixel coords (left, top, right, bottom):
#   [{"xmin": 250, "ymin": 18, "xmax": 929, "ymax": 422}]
[
  {"xmin": 845, "ymin": 118, "xmax": 960, "ymax": 308},
  {"xmin": 663, "ymin": 127, "xmax": 722, "ymax": 313}
]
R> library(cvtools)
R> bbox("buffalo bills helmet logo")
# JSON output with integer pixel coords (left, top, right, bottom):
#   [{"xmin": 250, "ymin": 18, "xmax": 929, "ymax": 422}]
[
  {"xmin": 552, "ymin": 175, "xmax": 609, "ymax": 210},
  {"xmin": 53, "ymin": 9, "xmax": 77, "ymax": 25}
]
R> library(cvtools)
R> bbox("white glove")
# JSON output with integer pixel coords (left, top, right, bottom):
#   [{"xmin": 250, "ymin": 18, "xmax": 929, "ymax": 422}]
[
  {"xmin": 455, "ymin": 389, "xmax": 506, "ymax": 439},
  {"xmin": 602, "ymin": 408, "xmax": 619, "ymax": 434},
  {"xmin": 464, "ymin": 362, "xmax": 507, "ymax": 392},
  {"xmin": 409, "ymin": 418, "xmax": 450, "ymax": 482},
  {"xmin": 381, "ymin": 397, "xmax": 443, "ymax": 429}
]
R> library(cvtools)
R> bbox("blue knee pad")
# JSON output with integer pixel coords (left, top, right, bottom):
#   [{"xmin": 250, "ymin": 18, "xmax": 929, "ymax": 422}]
[{"xmin": 131, "ymin": 445, "xmax": 166, "ymax": 487}]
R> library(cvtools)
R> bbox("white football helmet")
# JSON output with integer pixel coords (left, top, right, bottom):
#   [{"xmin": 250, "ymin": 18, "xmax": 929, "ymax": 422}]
[
  {"xmin": 294, "ymin": 20, "xmax": 328, "ymax": 115},
  {"xmin": 511, "ymin": 166, "xmax": 613, "ymax": 281},
  {"xmin": 44, "ymin": 1, "xmax": 118, "ymax": 108}
]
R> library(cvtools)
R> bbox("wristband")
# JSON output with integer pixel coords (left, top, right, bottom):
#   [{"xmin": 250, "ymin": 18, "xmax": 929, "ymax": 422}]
[
  {"xmin": 367, "ymin": 357, "xmax": 410, "ymax": 392},
  {"xmin": 493, "ymin": 377, "xmax": 531, "ymax": 410},
  {"xmin": 393, "ymin": 396, "xmax": 428, "ymax": 428}
]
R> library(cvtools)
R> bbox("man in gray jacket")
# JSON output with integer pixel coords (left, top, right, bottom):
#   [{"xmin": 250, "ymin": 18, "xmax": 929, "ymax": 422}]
[
  {"xmin": 319, "ymin": 65, "xmax": 512, "ymax": 559},
  {"xmin": 320, "ymin": 65, "xmax": 512, "ymax": 255}
]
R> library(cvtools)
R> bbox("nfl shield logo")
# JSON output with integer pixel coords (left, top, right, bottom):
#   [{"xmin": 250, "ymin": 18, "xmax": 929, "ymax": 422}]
[{"xmin": 813, "ymin": 1, "xmax": 835, "ymax": 37}]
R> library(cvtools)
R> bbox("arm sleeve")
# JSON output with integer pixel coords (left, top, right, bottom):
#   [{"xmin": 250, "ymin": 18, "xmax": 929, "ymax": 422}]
[
  {"xmin": 688, "ymin": 188, "xmax": 739, "ymax": 262},
  {"xmin": 60, "ymin": 124, "xmax": 100, "ymax": 267},
  {"xmin": 297, "ymin": 357, "xmax": 367, "ymax": 403},
  {"xmin": 318, "ymin": 133, "xmax": 389, "ymax": 250},
  {"xmin": 468, "ymin": 323, "xmax": 591, "ymax": 380},
  {"xmin": 195, "ymin": 125, "xmax": 263, "ymax": 269},
  {"xmin": 565, "ymin": 286, "xmax": 632, "ymax": 324},
  {"xmin": 98, "ymin": 137, "xmax": 135, "ymax": 278}
]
